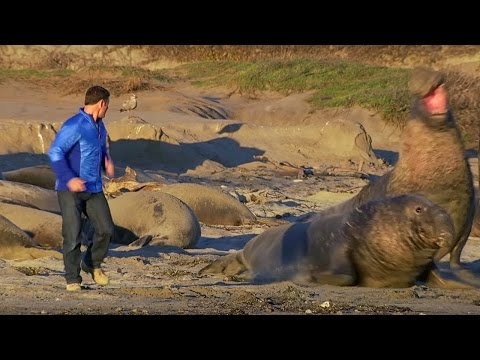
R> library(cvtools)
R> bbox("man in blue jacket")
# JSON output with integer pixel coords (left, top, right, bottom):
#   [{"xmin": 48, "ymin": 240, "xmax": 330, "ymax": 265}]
[{"xmin": 48, "ymin": 85, "xmax": 115, "ymax": 291}]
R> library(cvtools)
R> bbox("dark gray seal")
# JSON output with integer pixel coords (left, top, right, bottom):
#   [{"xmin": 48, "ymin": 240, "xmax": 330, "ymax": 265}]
[{"xmin": 200, "ymin": 194, "xmax": 455, "ymax": 288}]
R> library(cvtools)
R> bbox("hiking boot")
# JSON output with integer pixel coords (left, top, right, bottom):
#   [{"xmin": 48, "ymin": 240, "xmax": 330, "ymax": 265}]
[
  {"xmin": 92, "ymin": 268, "xmax": 109, "ymax": 286},
  {"xmin": 81, "ymin": 260, "xmax": 109, "ymax": 286},
  {"xmin": 66, "ymin": 283, "xmax": 81, "ymax": 292}
]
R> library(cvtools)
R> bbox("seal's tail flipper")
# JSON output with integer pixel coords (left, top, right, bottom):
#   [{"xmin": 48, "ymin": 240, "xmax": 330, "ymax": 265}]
[
  {"xmin": 423, "ymin": 267, "xmax": 476, "ymax": 289},
  {"xmin": 199, "ymin": 251, "xmax": 247, "ymax": 276}
]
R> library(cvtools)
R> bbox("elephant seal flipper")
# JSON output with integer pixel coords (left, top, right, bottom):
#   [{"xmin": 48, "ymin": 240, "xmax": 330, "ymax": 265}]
[
  {"xmin": 128, "ymin": 235, "xmax": 153, "ymax": 248},
  {"xmin": 424, "ymin": 268, "xmax": 474, "ymax": 289},
  {"xmin": 200, "ymin": 252, "xmax": 249, "ymax": 277}
]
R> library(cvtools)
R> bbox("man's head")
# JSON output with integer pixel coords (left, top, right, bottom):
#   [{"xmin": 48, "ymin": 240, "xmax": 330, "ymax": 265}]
[{"xmin": 85, "ymin": 85, "xmax": 110, "ymax": 119}]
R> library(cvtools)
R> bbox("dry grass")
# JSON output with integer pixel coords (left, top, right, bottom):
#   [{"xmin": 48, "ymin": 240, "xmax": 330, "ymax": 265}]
[
  {"xmin": 15, "ymin": 66, "xmax": 171, "ymax": 97},
  {"xmin": 139, "ymin": 45, "xmax": 480, "ymax": 67},
  {"xmin": 59, "ymin": 77, "xmax": 165, "ymax": 97},
  {"xmin": 445, "ymin": 70, "xmax": 480, "ymax": 147}
]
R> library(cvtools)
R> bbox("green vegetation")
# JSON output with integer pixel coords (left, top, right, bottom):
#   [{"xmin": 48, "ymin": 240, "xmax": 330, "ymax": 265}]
[
  {"xmin": 0, "ymin": 68, "xmax": 73, "ymax": 79},
  {"xmin": 47, "ymin": 60, "xmax": 410, "ymax": 126},
  {"xmin": 81, "ymin": 65, "xmax": 172, "ymax": 83},
  {"xmin": 0, "ymin": 60, "xmax": 418, "ymax": 126},
  {"xmin": 177, "ymin": 59, "xmax": 412, "ymax": 125},
  {"xmin": 0, "ymin": 58, "xmax": 477, "ymax": 147},
  {"xmin": 0, "ymin": 65, "xmax": 172, "ymax": 83}
]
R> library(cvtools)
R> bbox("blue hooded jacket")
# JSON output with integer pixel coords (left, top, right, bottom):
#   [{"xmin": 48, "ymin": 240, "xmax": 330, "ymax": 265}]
[{"xmin": 48, "ymin": 108, "xmax": 109, "ymax": 193}]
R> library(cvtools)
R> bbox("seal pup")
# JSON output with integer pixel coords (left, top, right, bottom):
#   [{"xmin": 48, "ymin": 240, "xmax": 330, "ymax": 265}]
[{"xmin": 200, "ymin": 194, "xmax": 455, "ymax": 288}]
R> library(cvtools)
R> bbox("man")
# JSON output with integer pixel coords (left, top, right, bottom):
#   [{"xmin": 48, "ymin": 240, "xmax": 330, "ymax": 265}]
[{"xmin": 48, "ymin": 85, "xmax": 115, "ymax": 291}]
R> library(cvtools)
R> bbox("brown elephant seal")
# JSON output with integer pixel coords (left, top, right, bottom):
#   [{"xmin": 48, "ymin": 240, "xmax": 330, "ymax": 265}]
[
  {"xmin": 0, "ymin": 214, "xmax": 61, "ymax": 260},
  {"xmin": 200, "ymin": 194, "xmax": 455, "ymax": 288},
  {"xmin": 160, "ymin": 183, "xmax": 257, "ymax": 226},
  {"xmin": 0, "ymin": 180, "xmax": 60, "ymax": 214},
  {"xmin": 107, "ymin": 191, "xmax": 201, "ymax": 248},
  {"xmin": 103, "ymin": 168, "xmax": 255, "ymax": 226},
  {"xmin": 0, "ymin": 202, "xmax": 63, "ymax": 248},
  {"xmin": 1, "ymin": 165, "xmax": 56, "ymax": 190},
  {"xmin": 321, "ymin": 68, "xmax": 476, "ymax": 286}
]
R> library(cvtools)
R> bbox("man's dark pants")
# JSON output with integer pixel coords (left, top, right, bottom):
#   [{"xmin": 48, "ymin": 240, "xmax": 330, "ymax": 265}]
[{"xmin": 57, "ymin": 191, "xmax": 114, "ymax": 284}]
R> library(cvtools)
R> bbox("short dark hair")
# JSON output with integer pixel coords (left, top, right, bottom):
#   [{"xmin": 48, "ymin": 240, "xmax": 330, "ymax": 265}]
[{"xmin": 85, "ymin": 85, "xmax": 110, "ymax": 105}]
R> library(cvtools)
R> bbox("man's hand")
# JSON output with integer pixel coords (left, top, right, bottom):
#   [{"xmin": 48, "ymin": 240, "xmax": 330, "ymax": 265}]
[
  {"xmin": 105, "ymin": 155, "xmax": 115, "ymax": 179},
  {"xmin": 67, "ymin": 177, "xmax": 86, "ymax": 192}
]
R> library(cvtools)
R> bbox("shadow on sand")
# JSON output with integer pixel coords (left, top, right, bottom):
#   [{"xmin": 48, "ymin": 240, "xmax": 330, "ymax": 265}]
[
  {"xmin": 0, "ymin": 153, "xmax": 50, "ymax": 172},
  {"xmin": 110, "ymin": 137, "xmax": 265, "ymax": 174},
  {"xmin": 107, "ymin": 233, "xmax": 255, "ymax": 259}
]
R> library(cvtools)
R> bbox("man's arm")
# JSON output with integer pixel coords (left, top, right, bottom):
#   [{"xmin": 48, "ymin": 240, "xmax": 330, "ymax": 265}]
[
  {"xmin": 101, "ymin": 131, "xmax": 114, "ymax": 179},
  {"xmin": 104, "ymin": 154, "xmax": 115, "ymax": 179},
  {"xmin": 48, "ymin": 120, "xmax": 81, "ymax": 184}
]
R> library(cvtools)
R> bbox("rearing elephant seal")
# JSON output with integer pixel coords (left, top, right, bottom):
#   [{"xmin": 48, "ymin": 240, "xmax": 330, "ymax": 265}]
[
  {"xmin": 321, "ymin": 68, "xmax": 475, "ymax": 285},
  {"xmin": 200, "ymin": 194, "xmax": 455, "ymax": 288}
]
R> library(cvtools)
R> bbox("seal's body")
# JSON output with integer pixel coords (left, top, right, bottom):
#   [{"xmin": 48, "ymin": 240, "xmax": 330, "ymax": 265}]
[
  {"xmin": 330, "ymin": 71, "xmax": 474, "ymax": 274},
  {"xmin": 200, "ymin": 195, "xmax": 455, "ymax": 288}
]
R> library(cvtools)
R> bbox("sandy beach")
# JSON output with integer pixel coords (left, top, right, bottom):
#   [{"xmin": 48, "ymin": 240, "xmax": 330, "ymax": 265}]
[{"xmin": 1, "ymin": 54, "xmax": 480, "ymax": 315}]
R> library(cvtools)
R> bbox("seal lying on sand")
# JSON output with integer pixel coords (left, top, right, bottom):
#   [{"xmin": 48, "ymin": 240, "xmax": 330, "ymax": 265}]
[
  {"xmin": 160, "ymin": 183, "xmax": 257, "ymax": 226},
  {"xmin": 107, "ymin": 191, "xmax": 201, "ymax": 248},
  {"xmin": 0, "ymin": 214, "xmax": 61, "ymax": 260},
  {"xmin": 0, "ymin": 180, "xmax": 60, "ymax": 214},
  {"xmin": 319, "ymin": 68, "xmax": 476, "ymax": 286},
  {"xmin": 1, "ymin": 165, "xmax": 56, "ymax": 190},
  {"xmin": 104, "ymin": 168, "xmax": 256, "ymax": 226},
  {"xmin": 0, "ymin": 202, "xmax": 63, "ymax": 248},
  {"xmin": 200, "ymin": 194, "xmax": 454, "ymax": 288}
]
